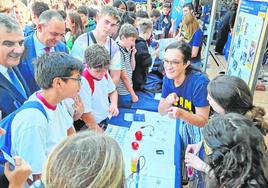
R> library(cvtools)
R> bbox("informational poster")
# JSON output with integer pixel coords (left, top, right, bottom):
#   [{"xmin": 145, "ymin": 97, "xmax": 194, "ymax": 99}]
[{"xmin": 227, "ymin": 0, "xmax": 268, "ymax": 90}]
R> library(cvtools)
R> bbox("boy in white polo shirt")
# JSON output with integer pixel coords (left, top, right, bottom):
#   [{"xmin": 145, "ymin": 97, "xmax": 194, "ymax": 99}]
[
  {"xmin": 10, "ymin": 52, "xmax": 83, "ymax": 184},
  {"xmin": 80, "ymin": 44, "xmax": 119, "ymax": 132}
]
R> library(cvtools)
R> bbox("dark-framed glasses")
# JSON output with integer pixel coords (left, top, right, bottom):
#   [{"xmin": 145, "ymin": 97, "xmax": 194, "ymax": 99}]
[
  {"xmin": 164, "ymin": 59, "xmax": 182, "ymax": 66},
  {"xmin": 61, "ymin": 77, "xmax": 82, "ymax": 84}
]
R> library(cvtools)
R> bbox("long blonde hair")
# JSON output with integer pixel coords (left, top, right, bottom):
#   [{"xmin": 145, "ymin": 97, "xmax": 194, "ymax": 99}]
[
  {"xmin": 43, "ymin": 131, "xmax": 125, "ymax": 188},
  {"xmin": 181, "ymin": 13, "xmax": 200, "ymax": 43}
]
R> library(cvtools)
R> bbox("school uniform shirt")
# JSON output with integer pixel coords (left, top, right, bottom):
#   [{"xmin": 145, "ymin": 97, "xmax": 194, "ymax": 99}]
[
  {"xmin": 79, "ymin": 73, "xmax": 115, "ymax": 123},
  {"xmin": 11, "ymin": 92, "xmax": 73, "ymax": 175},
  {"xmin": 71, "ymin": 32, "xmax": 122, "ymax": 71}
]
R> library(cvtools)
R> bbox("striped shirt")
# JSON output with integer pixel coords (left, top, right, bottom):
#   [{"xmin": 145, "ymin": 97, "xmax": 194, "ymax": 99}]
[{"xmin": 117, "ymin": 45, "xmax": 133, "ymax": 95}]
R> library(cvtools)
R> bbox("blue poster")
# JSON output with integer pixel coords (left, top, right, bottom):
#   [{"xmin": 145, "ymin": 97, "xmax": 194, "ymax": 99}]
[
  {"xmin": 227, "ymin": 0, "xmax": 268, "ymax": 84},
  {"xmin": 171, "ymin": 0, "xmax": 192, "ymax": 30}
]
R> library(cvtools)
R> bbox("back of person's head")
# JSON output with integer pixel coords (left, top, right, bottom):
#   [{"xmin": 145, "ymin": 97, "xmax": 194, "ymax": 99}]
[
  {"xmin": 120, "ymin": 11, "xmax": 136, "ymax": 26},
  {"xmin": 162, "ymin": 2, "xmax": 171, "ymax": 9},
  {"xmin": 38, "ymin": 10, "xmax": 64, "ymax": 25},
  {"xmin": 57, "ymin": 10, "xmax": 67, "ymax": 20},
  {"xmin": 87, "ymin": 7, "xmax": 98, "ymax": 18},
  {"xmin": 182, "ymin": 13, "xmax": 199, "ymax": 38},
  {"xmin": 127, "ymin": 0, "xmax": 136, "ymax": 12},
  {"xmin": 136, "ymin": 9, "xmax": 149, "ymax": 19},
  {"xmin": 113, "ymin": 0, "xmax": 127, "ymax": 12},
  {"xmin": 202, "ymin": 113, "xmax": 268, "ymax": 188},
  {"xmin": 34, "ymin": 52, "xmax": 83, "ymax": 89},
  {"xmin": 84, "ymin": 44, "xmax": 110, "ymax": 69},
  {"xmin": 99, "ymin": 5, "xmax": 121, "ymax": 23},
  {"xmin": 150, "ymin": 9, "xmax": 161, "ymax": 18},
  {"xmin": 138, "ymin": 18, "xmax": 152, "ymax": 34},
  {"xmin": 165, "ymin": 40, "xmax": 199, "ymax": 75},
  {"xmin": 77, "ymin": 5, "xmax": 88, "ymax": 16},
  {"xmin": 31, "ymin": 1, "xmax": 49, "ymax": 18},
  {"xmin": 43, "ymin": 131, "xmax": 125, "ymax": 188},
  {"xmin": 183, "ymin": 2, "xmax": 194, "ymax": 11},
  {"xmin": 0, "ymin": 13, "xmax": 20, "ymax": 33},
  {"xmin": 119, "ymin": 23, "xmax": 138, "ymax": 39},
  {"xmin": 207, "ymin": 75, "xmax": 268, "ymax": 135}
]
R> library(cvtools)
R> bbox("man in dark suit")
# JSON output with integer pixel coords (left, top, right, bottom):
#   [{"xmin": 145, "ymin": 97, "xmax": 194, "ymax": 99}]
[
  {"xmin": 19, "ymin": 10, "xmax": 68, "ymax": 94},
  {"xmin": 0, "ymin": 13, "xmax": 31, "ymax": 119},
  {"xmin": 0, "ymin": 13, "xmax": 32, "ymax": 188}
]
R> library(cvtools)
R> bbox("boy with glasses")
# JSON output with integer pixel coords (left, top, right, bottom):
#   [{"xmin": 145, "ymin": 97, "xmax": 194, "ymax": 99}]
[
  {"xmin": 71, "ymin": 6, "xmax": 122, "ymax": 86},
  {"xmin": 10, "ymin": 52, "xmax": 83, "ymax": 184}
]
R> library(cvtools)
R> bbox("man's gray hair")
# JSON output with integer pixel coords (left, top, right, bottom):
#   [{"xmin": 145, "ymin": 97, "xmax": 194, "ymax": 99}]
[
  {"xmin": 0, "ymin": 13, "xmax": 20, "ymax": 33},
  {"xmin": 38, "ymin": 10, "xmax": 64, "ymax": 25}
]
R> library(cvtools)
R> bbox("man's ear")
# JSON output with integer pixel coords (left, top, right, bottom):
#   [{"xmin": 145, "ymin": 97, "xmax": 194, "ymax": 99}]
[
  {"xmin": 52, "ymin": 77, "xmax": 63, "ymax": 89},
  {"xmin": 96, "ymin": 14, "xmax": 100, "ymax": 23},
  {"xmin": 37, "ymin": 23, "xmax": 43, "ymax": 32}
]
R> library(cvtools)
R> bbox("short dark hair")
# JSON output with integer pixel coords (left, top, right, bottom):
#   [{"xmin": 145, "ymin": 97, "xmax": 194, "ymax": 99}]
[
  {"xmin": 87, "ymin": 8, "xmax": 98, "ymax": 18},
  {"xmin": 57, "ymin": 10, "xmax": 67, "ymax": 20},
  {"xmin": 136, "ymin": 10, "xmax": 149, "ymax": 19},
  {"xmin": 150, "ymin": 9, "xmax": 161, "ymax": 18},
  {"xmin": 127, "ymin": 0, "xmax": 136, "ymax": 12},
  {"xmin": 77, "ymin": 5, "xmax": 88, "ymax": 16},
  {"xmin": 84, "ymin": 44, "xmax": 110, "ymax": 68},
  {"xmin": 34, "ymin": 52, "xmax": 83, "ymax": 89},
  {"xmin": 113, "ymin": 0, "xmax": 127, "ymax": 10},
  {"xmin": 183, "ymin": 3, "xmax": 194, "ymax": 10},
  {"xmin": 31, "ymin": 1, "xmax": 49, "ymax": 18},
  {"xmin": 165, "ymin": 40, "xmax": 199, "ymax": 75},
  {"xmin": 163, "ymin": 2, "xmax": 171, "ymax": 9}
]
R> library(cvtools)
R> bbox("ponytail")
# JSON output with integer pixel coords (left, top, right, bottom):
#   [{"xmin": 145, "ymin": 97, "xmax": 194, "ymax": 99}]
[{"xmin": 245, "ymin": 106, "xmax": 268, "ymax": 135}]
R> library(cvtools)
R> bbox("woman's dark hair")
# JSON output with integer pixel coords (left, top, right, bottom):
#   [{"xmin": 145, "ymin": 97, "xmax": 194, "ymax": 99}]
[
  {"xmin": 165, "ymin": 40, "xmax": 200, "ymax": 75},
  {"xmin": 67, "ymin": 12, "xmax": 85, "ymax": 45},
  {"xmin": 208, "ymin": 75, "xmax": 268, "ymax": 135},
  {"xmin": 113, "ymin": 0, "xmax": 127, "ymax": 11},
  {"xmin": 202, "ymin": 113, "xmax": 268, "ymax": 188}
]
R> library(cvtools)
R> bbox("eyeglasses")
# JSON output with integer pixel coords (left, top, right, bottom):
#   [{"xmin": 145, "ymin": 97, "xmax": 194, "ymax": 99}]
[
  {"xmin": 164, "ymin": 59, "xmax": 182, "ymax": 66},
  {"xmin": 61, "ymin": 77, "xmax": 82, "ymax": 84}
]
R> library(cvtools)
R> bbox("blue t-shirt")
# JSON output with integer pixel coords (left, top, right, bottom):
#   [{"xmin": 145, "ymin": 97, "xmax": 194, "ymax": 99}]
[
  {"xmin": 161, "ymin": 71, "xmax": 209, "ymax": 113},
  {"xmin": 188, "ymin": 28, "xmax": 203, "ymax": 63}
]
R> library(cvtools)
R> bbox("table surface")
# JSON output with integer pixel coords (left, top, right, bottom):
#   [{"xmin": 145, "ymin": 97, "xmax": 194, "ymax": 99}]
[{"xmin": 107, "ymin": 109, "xmax": 181, "ymax": 188}]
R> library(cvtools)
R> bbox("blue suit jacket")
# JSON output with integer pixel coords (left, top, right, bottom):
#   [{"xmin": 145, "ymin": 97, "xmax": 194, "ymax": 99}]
[
  {"xmin": 18, "ymin": 33, "xmax": 68, "ymax": 94},
  {"xmin": 0, "ymin": 66, "xmax": 31, "ymax": 119}
]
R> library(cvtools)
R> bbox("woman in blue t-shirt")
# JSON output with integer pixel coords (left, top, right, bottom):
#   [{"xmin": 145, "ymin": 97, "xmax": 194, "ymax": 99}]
[
  {"xmin": 158, "ymin": 40, "xmax": 210, "ymax": 149},
  {"xmin": 178, "ymin": 13, "xmax": 203, "ymax": 69}
]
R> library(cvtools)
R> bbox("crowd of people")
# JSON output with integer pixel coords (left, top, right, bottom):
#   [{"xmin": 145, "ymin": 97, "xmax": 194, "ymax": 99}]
[{"xmin": 0, "ymin": 0, "xmax": 267, "ymax": 188}]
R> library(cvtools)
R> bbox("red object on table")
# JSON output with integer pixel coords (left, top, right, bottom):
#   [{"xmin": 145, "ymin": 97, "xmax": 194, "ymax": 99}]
[
  {"xmin": 131, "ymin": 141, "xmax": 139, "ymax": 150},
  {"xmin": 135, "ymin": 131, "xmax": 143, "ymax": 141}
]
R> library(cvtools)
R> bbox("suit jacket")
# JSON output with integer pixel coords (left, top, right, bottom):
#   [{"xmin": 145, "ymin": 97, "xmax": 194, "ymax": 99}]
[
  {"xmin": 0, "ymin": 66, "xmax": 31, "ymax": 119},
  {"xmin": 18, "ymin": 33, "xmax": 68, "ymax": 94}
]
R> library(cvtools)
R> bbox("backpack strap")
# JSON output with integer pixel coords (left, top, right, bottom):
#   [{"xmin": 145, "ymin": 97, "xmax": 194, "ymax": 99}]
[
  {"xmin": 88, "ymin": 31, "xmax": 112, "ymax": 59},
  {"xmin": 89, "ymin": 32, "xmax": 97, "ymax": 44},
  {"xmin": 82, "ymin": 68, "xmax": 108, "ymax": 95},
  {"xmin": 18, "ymin": 101, "xmax": 48, "ymax": 120},
  {"xmin": 82, "ymin": 68, "xmax": 95, "ymax": 95}
]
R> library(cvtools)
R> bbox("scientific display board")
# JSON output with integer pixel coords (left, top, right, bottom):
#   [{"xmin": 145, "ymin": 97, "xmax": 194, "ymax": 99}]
[{"xmin": 227, "ymin": 0, "xmax": 268, "ymax": 91}]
